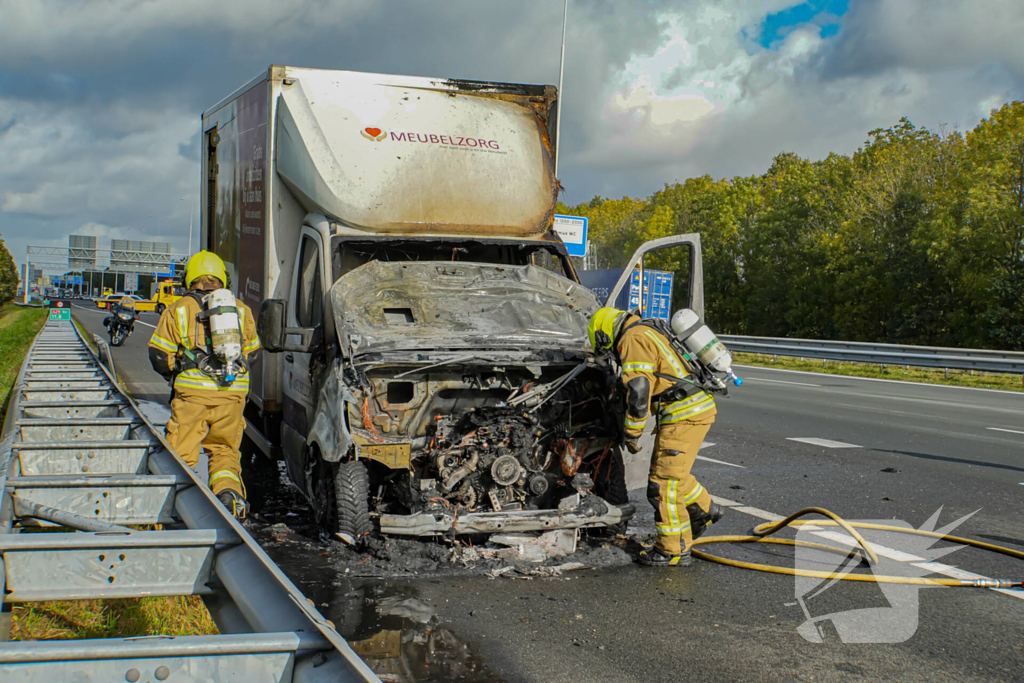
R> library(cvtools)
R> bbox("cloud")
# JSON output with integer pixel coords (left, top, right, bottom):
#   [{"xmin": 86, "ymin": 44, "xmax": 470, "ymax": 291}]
[
  {"xmin": 1, "ymin": 0, "xmax": 1023, "ymax": 269},
  {"xmin": 565, "ymin": 0, "xmax": 1024, "ymax": 198}
]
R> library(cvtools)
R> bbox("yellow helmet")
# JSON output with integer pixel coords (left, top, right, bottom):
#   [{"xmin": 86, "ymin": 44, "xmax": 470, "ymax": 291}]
[
  {"xmin": 588, "ymin": 307, "xmax": 626, "ymax": 352},
  {"xmin": 183, "ymin": 251, "xmax": 227, "ymax": 288}
]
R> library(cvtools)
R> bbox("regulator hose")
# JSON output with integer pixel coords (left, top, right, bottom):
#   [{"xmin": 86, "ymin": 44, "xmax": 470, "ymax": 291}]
[{"xmin": 691, "ymin": 507, "xmax": 1024, "ymax": 588}]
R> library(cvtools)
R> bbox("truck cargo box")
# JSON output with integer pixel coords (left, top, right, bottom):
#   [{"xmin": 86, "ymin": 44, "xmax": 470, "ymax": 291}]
[{"xmin": 201, "ymin": 65, "xmax": 560, "ymax": 409}]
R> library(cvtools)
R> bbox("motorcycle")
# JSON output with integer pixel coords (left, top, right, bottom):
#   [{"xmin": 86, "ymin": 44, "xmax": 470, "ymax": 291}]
[{"xmin": 103, "ymin": 298, "xmax": 138, "ymax": 347}]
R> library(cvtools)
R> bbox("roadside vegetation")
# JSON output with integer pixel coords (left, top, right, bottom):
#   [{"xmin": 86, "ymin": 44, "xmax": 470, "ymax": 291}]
[
  {"xmin": 561, "ymin": 101, "xmax": 1024, "ymax": 353},
  {"xmin": 12, "ymin": 597, "xmax": 217, "ymax": 640},
  {"xmin": 0, "ymin": 304, "xmax": 47, "ymax": 431},
  {"xmin": 735, "ymin": 352, "xmax": 1023, "ymax": 392}
]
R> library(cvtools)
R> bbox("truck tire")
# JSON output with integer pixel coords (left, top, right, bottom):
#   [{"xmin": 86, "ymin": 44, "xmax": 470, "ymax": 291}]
[
  {"xmin": 156, "ymin": 303, "xmax": 166, "ymax": 315},
  {"xmin": 334, "ymin": 460, "xmax": 372, "ymax": 546},
  {"xmin": 593, "ymin": 446, "xmax": 629, "ymax": 536},
  {"xmin": 594, "ymin": 446, "xmax": 628, "ymax": 506}
]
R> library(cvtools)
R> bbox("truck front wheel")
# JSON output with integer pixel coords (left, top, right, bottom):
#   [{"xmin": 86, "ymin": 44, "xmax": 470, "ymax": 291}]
[
  {"xmin": 333, "ymin": 460, "xmax": 372, "ymax": 546},
  {"xmin": 156, "ymin": 303, "xmax": 166, "ymax": 314}
]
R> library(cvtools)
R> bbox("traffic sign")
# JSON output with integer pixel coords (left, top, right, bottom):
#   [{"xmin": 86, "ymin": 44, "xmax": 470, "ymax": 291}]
[
  {"xmin": 553, "ymin": 214, "xmax": 589, "ymax": 257},
  {"xmin": 49, "ymin": 308, "xmax": 70, "ymax": 321}
]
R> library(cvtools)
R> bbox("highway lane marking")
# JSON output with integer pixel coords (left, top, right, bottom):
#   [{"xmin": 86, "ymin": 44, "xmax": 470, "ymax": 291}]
[
  {"xmin": 73, "ymin": 302, "xmax": 156, "ymax": 328},
  {"xmin": 787, "ymin": 437, "xmax": 862, "ymax": 449},
  {"xmin": 741, "ymin": 376, "xmax": 821, "ymax": 387},
  {"xmin": 851, "ymin": 392, "xmax": 1024, "ymax": 417},
  {"xmin": 734, "ymin": 364, "xmax": 1024, "ymax": 396},
  {"xmin": 696, "ymin": 442, "xmax": 746, "ymax": 468},
  {"xmin": 988, "ymin": 427, "xmax": 1024, "ymax": 436},
  {"xmin": 697, "ymin": 455, "xmax": 746, "ymax": 469},
  {"xmin": 712, "ymin": 495, "xmax": 1024, "ymax": 601}
]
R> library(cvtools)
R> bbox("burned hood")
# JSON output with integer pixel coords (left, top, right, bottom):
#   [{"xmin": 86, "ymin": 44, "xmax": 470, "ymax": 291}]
[{"xmin": 331, "ymin": 261, "xmax": 599, "ymax": 354}]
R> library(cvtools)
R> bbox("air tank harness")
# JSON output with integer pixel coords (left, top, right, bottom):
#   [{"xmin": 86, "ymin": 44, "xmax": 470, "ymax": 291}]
[{"xmin": 177, "ymin": 289, "xmax": 249, "ymax": 387}]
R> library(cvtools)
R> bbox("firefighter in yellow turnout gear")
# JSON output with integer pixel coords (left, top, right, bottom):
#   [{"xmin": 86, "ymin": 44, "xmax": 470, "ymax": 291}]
[
  {"xmin": 148, "ymin": 251, "xmax": 260, "ymax": 518},
  {"xmin": 589, "ymin": 307, "xmax": 725, "ymax": 567}
]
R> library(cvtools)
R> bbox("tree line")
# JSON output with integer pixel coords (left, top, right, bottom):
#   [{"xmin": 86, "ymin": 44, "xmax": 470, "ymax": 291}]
[
  {"xmin": 560, "ymin": 101, "xmax": 1024, "ymax": 351},
  {"xmin": 0, "ymin": 236, "xmax": 18, "ymax": 305}
]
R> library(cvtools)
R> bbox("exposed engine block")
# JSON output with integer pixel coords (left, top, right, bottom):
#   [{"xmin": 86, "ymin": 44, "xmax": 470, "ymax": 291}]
[{"xmin": 426, "ymin": 409, "xmax": 552, "ymax": 512}]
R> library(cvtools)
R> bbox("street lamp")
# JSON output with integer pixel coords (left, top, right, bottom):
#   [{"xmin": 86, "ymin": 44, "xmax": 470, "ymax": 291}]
[{"xmin": 180, "ymin": 197, "xmax": 194, "ymax": 256}]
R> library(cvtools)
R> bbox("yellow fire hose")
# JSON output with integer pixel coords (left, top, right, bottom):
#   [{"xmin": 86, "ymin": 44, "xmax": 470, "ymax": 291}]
[{"xmin": 691, "ymin": 507, "xmax": 1024, "ymax": 588}]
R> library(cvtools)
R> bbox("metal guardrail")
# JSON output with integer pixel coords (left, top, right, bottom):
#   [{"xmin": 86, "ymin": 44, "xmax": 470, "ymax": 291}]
[
  {"xmin": 0, "ymin": 318, "xmax": 380, "ymax": 682},
  {"xmin": 720, "ymin": 335, "xmax": 1024, "ymax": 375}
]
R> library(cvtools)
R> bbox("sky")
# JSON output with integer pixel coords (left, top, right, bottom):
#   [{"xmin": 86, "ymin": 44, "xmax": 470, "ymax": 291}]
[{"xmin": 2, "ymin": 0, "xmax": 1023, "ymax": 271}]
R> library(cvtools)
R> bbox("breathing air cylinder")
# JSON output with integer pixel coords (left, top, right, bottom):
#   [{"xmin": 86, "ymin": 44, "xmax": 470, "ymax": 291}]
[
  {"xmin": 203, "ymin": 288, "xmax": 243, "ymax": 382},
  {"xmin": 670, "ymin": 309, "xmax": 742, "ymax": 386}
]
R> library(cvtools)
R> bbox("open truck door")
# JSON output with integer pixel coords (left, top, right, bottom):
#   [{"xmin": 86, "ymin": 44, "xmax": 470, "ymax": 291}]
[{"xmin": 604, "ymin": 233, "xmax": 704, "ymax": 319}]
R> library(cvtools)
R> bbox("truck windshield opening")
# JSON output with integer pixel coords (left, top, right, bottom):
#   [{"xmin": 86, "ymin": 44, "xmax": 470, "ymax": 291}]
[{"xmin": 331, "ymin": 238, "xmax": 572, "ymax": 281}]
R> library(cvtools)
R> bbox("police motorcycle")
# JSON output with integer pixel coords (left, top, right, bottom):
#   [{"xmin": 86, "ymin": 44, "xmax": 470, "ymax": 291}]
[{"xmin": 104, "ymin": 296, "xmax": 138, "ymax": 347}]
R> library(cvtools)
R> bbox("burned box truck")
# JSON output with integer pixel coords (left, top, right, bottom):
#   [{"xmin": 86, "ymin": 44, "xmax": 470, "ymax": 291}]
[{"xmin": 201, "ymin": 66, "xmax": 703, "ymax": 543}]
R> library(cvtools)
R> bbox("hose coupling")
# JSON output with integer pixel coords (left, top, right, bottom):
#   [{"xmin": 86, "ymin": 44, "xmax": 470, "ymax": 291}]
[{"xmin": 959, "ymin": 579, "xmax": 1022, "ymax": 589}]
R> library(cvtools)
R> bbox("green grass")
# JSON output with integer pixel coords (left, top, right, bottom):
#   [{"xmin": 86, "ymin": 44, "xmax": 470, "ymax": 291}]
[
  {"xmin": 1, "ymin": 304, "xmax": 219, "ymax": 641},
  {"xmin": 0, "ymin": 304, "xmax": 47, "ymax": 432},
  {"xmin": 735, "ymin": 352, "xmax": 1024, "ymax": 392},
  {"xmin": 11, "ymin": 597, "xmax": 218, "ymax": 641}
]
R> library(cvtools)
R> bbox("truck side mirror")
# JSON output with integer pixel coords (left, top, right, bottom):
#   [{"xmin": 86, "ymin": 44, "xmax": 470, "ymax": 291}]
[{"xmin": 258, "ymin": 299, "xmax": 318, "ymax": 353}]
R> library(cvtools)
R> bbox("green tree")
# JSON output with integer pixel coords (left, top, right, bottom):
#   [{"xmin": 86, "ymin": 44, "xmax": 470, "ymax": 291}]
[
  {"xmin": 0, "ymin": 234, "xmax": 19, "ymax": 305},
  {"xmin": 965, "ymin": 102, "xmax": 1024, "ymax": 349}
]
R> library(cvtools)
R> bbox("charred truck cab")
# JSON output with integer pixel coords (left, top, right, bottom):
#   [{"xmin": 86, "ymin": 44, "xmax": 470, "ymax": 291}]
[{"xmin": 202, "ymin": 66, "xmax": 703, "ymax": 543}]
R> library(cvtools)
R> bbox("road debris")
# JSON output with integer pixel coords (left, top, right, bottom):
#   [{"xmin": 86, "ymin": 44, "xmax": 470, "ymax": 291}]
[{"xmin": 486, "ymin": 562, "xmax": 589, "ymax": 580}]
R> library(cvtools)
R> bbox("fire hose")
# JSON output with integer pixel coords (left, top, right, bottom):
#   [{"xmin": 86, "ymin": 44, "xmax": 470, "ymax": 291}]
[{"xmin": 692, "ymin": 507, "xmax": 1023, "ymax": 588}]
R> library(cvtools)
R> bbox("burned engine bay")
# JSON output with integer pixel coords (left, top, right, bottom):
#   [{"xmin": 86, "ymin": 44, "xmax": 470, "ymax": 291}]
[{"xmin": 347, "ymin": 355, "xmax": 632, "ymax": 535}]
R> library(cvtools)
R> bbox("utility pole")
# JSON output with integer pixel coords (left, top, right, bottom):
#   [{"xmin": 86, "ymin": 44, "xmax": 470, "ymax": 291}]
[{"xmin": 554, "ymin": 0, "xmax": 568, "ymax": 180}]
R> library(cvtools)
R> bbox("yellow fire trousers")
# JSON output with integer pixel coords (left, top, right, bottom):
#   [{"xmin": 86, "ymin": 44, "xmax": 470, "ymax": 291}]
[
  {"xmin": 165, "ymin": 394, "xmax": 246, "ymax": 496},
  {"xmin": 647, "ymin": 415, "xmax": 715, "ymax": 555}
]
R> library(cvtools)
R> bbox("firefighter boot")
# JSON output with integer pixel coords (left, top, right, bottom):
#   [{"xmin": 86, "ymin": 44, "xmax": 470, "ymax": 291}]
[
  {"xmin": 688, "ymin": 501, "xmax": 726, "ymax": 541},
  {"xmin": 218, "ymin": 490, "xmax": 249, "ymax": 520},
  {"xmin": 638, "ymin": 547, "xmax": 693, "ymax": 567}
]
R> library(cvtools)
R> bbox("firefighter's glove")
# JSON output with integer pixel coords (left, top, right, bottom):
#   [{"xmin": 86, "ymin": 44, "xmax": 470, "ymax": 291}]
[{"xmin": 624, "ymin": 437, "xmax": 642, "ymax": 454}]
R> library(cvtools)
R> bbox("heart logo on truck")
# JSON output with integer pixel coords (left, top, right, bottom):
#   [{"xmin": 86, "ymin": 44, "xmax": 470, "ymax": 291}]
[{"xmin": 361, "ymin": 127, "xmax": 387, "ymax": 141}]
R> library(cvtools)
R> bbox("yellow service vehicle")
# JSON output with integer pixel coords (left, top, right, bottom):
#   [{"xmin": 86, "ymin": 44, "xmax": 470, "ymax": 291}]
[
  {"xmin": 151, "ymin": 280, "xmax": 185, "ymax": 314},
  {"xmin": 96, "ymin": 293, "xmax": 159, "ymax": 313}
]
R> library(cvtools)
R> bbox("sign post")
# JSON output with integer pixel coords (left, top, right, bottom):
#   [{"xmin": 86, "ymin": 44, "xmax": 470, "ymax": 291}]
[
  {"xmin": 552, "ymin": 214, "xmax": 589, "ymax": 258},
  {"xmin": 49, "ymin": 301, "xmax": 71, "ymax": 322}
]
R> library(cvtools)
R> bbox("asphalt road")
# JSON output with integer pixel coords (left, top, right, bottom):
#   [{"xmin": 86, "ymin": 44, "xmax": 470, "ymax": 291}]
[
  {"xmin": 72, "ymin": 306, "xmax": 1024, "ymax": 682},
  {"xmin": 71, "ymin": 301, "xmax": 169, "ymax": 403}
]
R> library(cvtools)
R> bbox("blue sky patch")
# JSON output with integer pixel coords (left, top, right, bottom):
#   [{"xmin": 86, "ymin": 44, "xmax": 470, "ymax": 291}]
[{"xmin": 758, "ymin": 0, "xmax": 848, "ymax": 47}]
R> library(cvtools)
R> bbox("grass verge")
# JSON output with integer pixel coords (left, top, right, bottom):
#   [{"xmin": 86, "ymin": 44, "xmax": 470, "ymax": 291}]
[
  {"xmin": 0, "ymin": 304, "xmax": 47, "ymax": 432},
  {"xmin": 734, "ymin": 352, "xmax": 1024, "ymax": 392},
  {"xmin": 12, "ymin": 597, "xmax": 218, "ymax": 640},
  {"xmin": 1, "ymin": 304, "xmax": 219, "ymax": 641}
]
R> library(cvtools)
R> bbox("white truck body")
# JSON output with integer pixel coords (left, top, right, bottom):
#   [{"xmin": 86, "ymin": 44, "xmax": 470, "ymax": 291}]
[
  {"xmin": 201, "ymin": 66, "xmax": 560, "ymax": 412},
  {"xmin": 200, "ymin": 66, "xmax": 706, "ymax": 540}
]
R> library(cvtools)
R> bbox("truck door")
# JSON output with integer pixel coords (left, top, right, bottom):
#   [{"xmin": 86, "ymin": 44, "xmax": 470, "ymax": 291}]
[
  {"xmin": 281, "ymin": 228, "xmax": 328, "ymax": 442},
  {"xmin": 604, "ymin": 234, "xmax": 704, "ymax": 319}
]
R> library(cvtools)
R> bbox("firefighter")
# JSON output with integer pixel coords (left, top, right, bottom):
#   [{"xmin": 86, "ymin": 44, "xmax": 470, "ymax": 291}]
[
  {"xmin": 589, "ymin": 307, "xmax": 725, "ymax": 566},
  {"xmin": 148, "ymin": 251, "xmax": 260, "ymax": 518}
]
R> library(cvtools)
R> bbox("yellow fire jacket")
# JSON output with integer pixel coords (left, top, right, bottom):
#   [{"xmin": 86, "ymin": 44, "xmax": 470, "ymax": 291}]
[
  {"xmin": 148, "ymin": 292, "xmax": 260, "ymax": 402},
  {"xmin": 617, "ymin": 314, "xmax": 716, "ymax": 438}
]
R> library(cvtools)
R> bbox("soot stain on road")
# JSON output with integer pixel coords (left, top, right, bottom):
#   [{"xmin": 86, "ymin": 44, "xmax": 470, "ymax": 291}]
[{"xmin": 245, "ymin": 464, "xmax": 641, "ymax": 682}]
